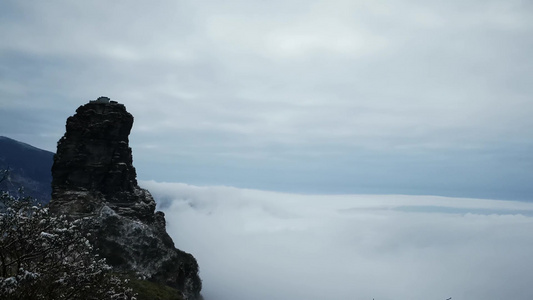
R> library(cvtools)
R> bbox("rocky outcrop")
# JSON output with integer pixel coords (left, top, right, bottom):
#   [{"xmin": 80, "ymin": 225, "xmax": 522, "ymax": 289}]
[{"xmin": 49, "ymin": 98, "xmax": 202, "ymax": 299}]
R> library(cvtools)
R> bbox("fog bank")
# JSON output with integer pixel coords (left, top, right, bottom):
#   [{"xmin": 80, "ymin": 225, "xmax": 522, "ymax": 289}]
[{"xmin": 141, "ymin": 181, "xmax": 533, "ymax": 300}]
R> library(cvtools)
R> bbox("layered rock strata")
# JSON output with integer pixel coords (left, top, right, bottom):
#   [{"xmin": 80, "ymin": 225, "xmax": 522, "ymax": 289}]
[{"xmin": 49, "ymin": 98, "xmax": 201, "ymax": 299}]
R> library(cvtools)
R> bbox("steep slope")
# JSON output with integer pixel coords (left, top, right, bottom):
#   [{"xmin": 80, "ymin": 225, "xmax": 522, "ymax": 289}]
[
  {"xmin": 0, "ymin": 136, "xmax": 54, "ymax": 203},
  {"xmin": 48, "ymin": 98, "xmax": 202, "ymax": 299}
]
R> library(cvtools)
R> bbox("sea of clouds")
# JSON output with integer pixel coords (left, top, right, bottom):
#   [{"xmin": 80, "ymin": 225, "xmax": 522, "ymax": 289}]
[{"xmin": 140, "ymin": 181, "xmax": 533, "ymax": 300}]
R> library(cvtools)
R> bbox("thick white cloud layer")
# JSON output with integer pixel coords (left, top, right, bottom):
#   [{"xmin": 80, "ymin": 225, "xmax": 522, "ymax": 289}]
[{"xmin": 142, "ymin": 180, "xmax": 533, "ymax": 300}]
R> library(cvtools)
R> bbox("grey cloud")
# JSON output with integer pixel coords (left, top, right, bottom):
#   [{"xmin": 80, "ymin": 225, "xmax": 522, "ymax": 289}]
[{"xmin": 1, "ymin": 0, "xmax": 532, "ymax": 199}]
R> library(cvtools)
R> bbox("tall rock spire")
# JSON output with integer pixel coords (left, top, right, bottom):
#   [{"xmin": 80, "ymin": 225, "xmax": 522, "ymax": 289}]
[
  {"xmin": 52, "ymin": 99, "xmax": 137, "ymax": 196},
  {"xmin": 50, "ymin": 99, "xmax": 152, "ymax": 219},
  {"xmin": 49, "ymin": 98, "xmax": 202, "ymax": 299}
]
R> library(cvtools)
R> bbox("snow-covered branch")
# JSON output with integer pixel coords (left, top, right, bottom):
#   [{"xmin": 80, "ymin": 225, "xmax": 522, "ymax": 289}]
[{"xmin": 0, "ymin": 191, "xmax": 136, "ymax": 299}]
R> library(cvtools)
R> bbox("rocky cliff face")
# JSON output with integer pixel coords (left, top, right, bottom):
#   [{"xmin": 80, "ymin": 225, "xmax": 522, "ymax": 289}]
[{"xmin": 49, "ymin": 99, "xmax": 202, "ymax": 299}]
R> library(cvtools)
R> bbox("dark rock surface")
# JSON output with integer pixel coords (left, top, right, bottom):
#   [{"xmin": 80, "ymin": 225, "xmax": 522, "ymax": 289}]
[{"xmin": 49, "ymin": 99, "xmax": 202, "ymax": 299}]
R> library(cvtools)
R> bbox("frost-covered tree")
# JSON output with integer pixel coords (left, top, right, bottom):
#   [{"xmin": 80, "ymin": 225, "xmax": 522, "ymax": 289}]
[{"xmin": 0, "ymin": 189, "xmax": 135, "ymax": 300}]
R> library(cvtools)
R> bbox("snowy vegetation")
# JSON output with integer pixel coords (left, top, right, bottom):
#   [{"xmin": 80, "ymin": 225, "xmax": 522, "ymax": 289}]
[{"xmin": 0, "ymin": 186, "xmax": 135, "ymax": 300}]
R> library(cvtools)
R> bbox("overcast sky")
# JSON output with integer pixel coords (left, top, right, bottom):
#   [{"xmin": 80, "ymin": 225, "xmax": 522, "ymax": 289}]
[{"xmin": 1, "ymin": 0, "xmax": 532, "ymax": 200}]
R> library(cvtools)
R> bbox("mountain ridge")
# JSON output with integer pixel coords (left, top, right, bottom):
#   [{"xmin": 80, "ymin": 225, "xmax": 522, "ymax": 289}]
[{"xmin": 0, "ymin": 135, "xmax": 54, "ymax": 203}]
